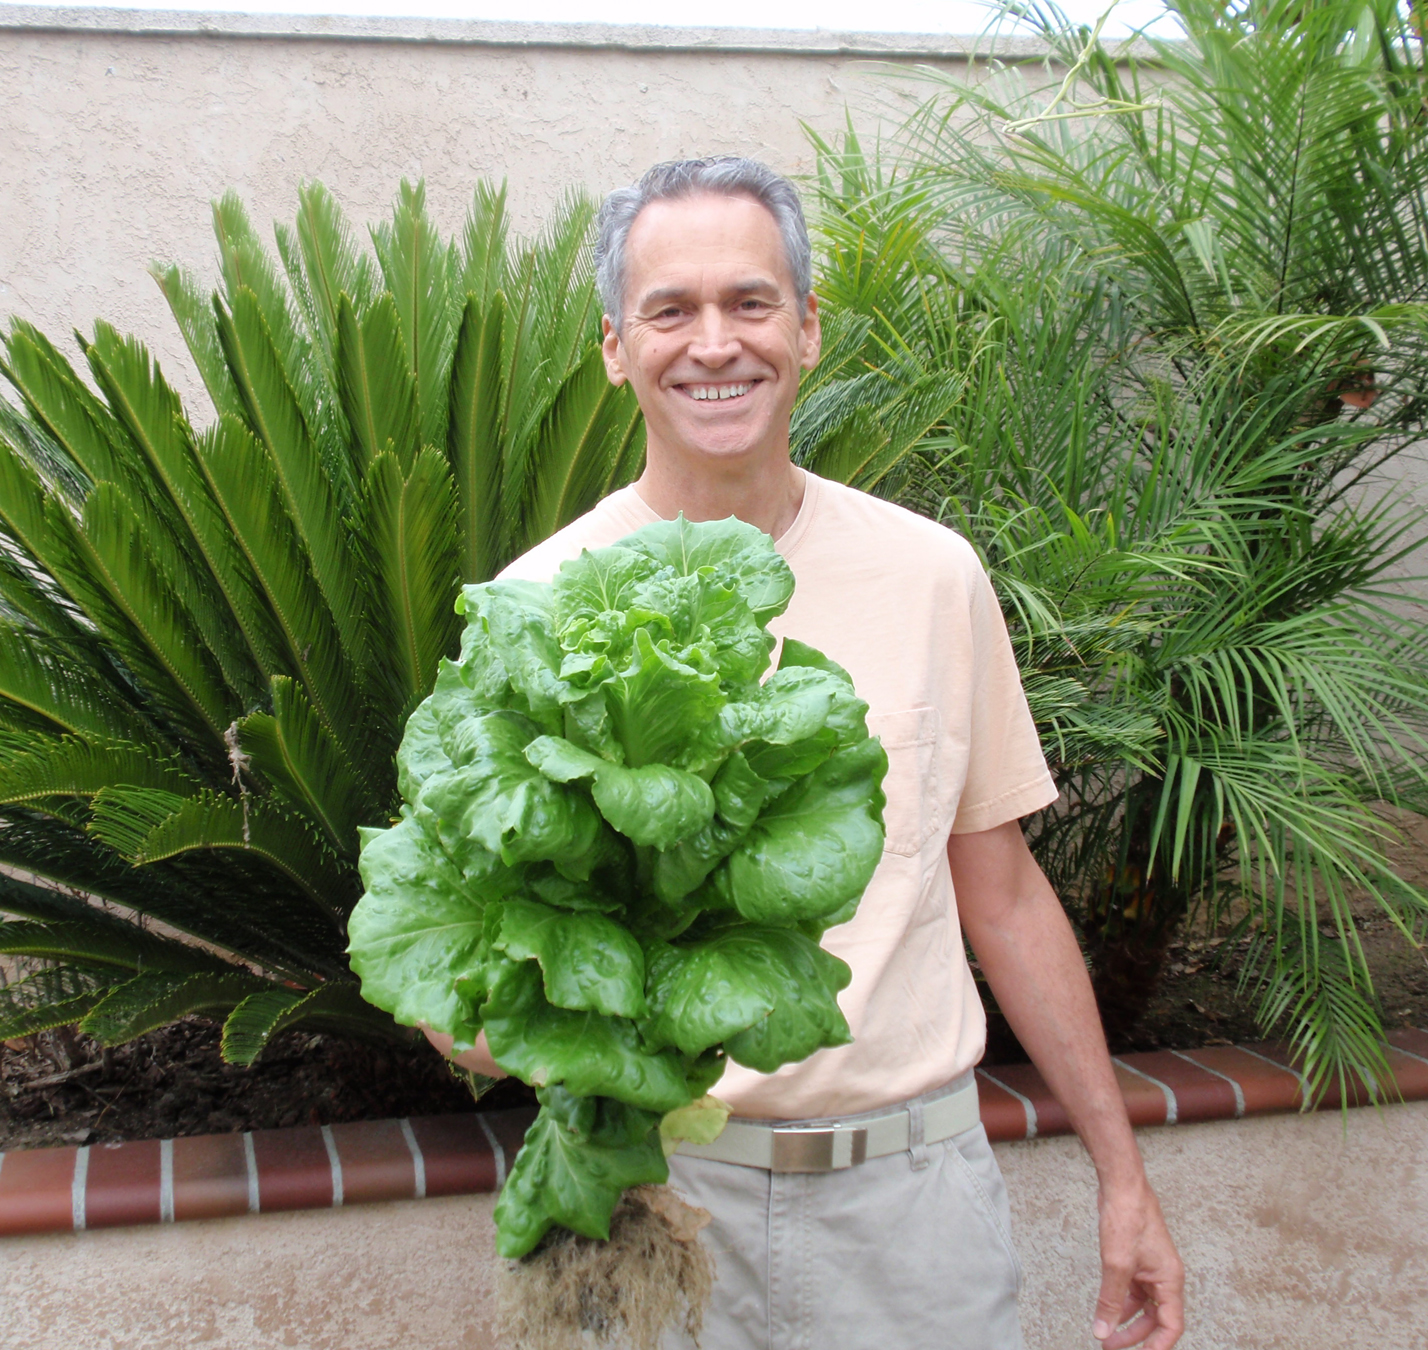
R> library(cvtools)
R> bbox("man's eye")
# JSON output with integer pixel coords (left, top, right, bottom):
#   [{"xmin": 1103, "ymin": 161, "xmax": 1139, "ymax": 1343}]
[{"xmin": 739, "ymin": 299, "xmax": 768, "ymax": 312}]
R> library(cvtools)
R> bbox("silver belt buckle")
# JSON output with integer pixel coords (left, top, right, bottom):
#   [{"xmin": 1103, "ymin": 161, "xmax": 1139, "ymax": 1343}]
[{"xmin": 770, "ymin": 1126, "xmax": 869, "ymax": 1172}]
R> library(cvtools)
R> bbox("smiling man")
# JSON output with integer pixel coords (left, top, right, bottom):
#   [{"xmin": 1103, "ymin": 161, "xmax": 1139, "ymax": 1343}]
[{"xmin": 429, "ymin": 157, "xmax": 1184, "ymax": 1350}]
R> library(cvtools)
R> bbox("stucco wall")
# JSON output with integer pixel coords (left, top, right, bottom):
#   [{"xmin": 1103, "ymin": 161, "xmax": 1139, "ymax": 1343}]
[
  {"xmin": 1, "ymin": 1102, "xmax": 1423, "ymax": 1348},
  {"xmin": 0, "ymin": 7, "xmax": 1007, "ymax": 415}
]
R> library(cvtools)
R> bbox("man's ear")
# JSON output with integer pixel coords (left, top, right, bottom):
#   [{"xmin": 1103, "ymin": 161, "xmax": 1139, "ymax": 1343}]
[
  {"xmin": 799, "ymin": 292, "xmax": 822, "ymax": 372},
  {"xmin": 601, "ymin": 316, "xmax": 628, "ymax": 386}
]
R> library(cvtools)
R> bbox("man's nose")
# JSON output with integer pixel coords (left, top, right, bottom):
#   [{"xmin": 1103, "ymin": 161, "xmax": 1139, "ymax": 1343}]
[{"xmin": 687, "ymin": 305, "xmax": 740, "ymax": 367}]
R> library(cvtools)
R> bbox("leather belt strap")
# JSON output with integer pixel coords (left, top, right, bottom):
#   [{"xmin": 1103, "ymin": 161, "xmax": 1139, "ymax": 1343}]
[{"xmin": 677, "ymin": 1074, "xmax": 981, "ymax": 1173}]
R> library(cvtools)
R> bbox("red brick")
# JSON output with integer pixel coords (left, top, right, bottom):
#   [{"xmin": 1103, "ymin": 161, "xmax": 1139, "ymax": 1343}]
[
  {"xmin": 328, "ymin": 1119, "xmax": 416, "ymax": 1206},
  {"xmin": 1387, "ymin": 1027, "xmax": 1428, "ymax": 1063},
  {"xmin": 250, "ymin": 1126, "xmax": 333, "ymax": 1212},
  {"xmin": 975, "ymin": 1071, "xmax": 1030, "ymax": 1141},
  {"xmin": 408, "ymin": 1114, "xmax": 498, "ymax": 1197},
  {"xmin": 0, "ymin": 1146, "xmax": 77, "ymax": 1236},
  {"xmin": 1109, "ymin": 1061, "xmax": 1170, "ymax": 1127},
  {"xmin": 1385, "ymin": 1047, "xmax": 1428, "ymax": 1102},
  {"xmin": 975, "ymin": 1064, "xmax": 1072, "ymax": 1137},
  {"xmin": 1179, "ymin": 1046, "xmax": 1303, "ymax": 1114},
  {"xmin": 1122, "ymin": 1050, "xmax": 1240, "ymax": 1123},
  {"xmin": 171, "ymin": 1132, "xmax": 251, "ymax": 1222},
  {"xmin": 1238, "ymin": 1041, "xmax": 1380, "ymax": 1110},
  {"xmin": 85, "ymin": 1139, "xmax": 161, "ymax": 1229}
]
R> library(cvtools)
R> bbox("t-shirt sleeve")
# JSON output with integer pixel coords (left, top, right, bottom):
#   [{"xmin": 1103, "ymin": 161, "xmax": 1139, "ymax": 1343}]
[{"xmin": 950, "ymin": 558, "xmax": 1058, "ymax": 834}]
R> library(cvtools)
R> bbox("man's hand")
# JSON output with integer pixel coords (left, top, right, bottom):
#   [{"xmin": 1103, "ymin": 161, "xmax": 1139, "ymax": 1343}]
[
  {"xmin": 949, "ymin": 819, "xmax": 1184, "ymax": 1348},
  {"xmin": 419, "ymin": 1023, "xmax": 507, "ymax": 1079},
  {"xmin": 1094, "ymin": 1178, "xmax": 1184, "ymax": 1348}
]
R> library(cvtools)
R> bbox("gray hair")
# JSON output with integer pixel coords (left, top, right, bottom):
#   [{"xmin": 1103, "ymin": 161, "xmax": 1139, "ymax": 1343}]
[{"xmin": 594, "ymin": 157, "xmax": 813, "ymax": 333}]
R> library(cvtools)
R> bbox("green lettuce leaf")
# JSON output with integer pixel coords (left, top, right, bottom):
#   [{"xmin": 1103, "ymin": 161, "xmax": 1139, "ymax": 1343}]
[
  {"xmin": 721, "ymin": 737, "xmax": 889, "ymax": 924},
  {"xmin": 457, "ymin": 580, "xmax": 566, "ymax": 728},
  {"xmin": 642, "ymin": 925, "xmax": 853, "ymax": 1068},
  {"xmin": 416, "ymin": 711, "xmax": 606, "ymax": 873},
  {"xmin": 493, "ymin": 1086, "xmax": 668, "ymax": 1258},
  {"xmin": 622, "ymin": 515, "xmax": 795, "ymax": 624},
  {"xmin": 603, "ymin": 627, "xmax": 724, "ymax": 768},
  {"xmin": 525, "ymin": 734, "xmax": 716, "ymax": 849},
  {"xmin": 395, "ymin": 696, "xmax": 453, "ymax": 803},
  {"xmin": 482, "ymin": 959, "xmax": 691, "ymax": 1112},
  {"xmin": 494, "ymin": 897, "xmax": 646, "ymax": 1017},
  {"xmin": 347, "ymin": 817, "xmax": 492, "ymax": 1048}
]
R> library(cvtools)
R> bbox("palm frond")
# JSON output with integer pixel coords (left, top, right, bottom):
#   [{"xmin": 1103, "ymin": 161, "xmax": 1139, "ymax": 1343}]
[
  {"xmin": 370, "ymin": 180, "xmax": 457, "ymax": 453},
  {"xmin": 337, "ymin": 291, "xmax": 420, "ymax": 474},
  {"xmin": 80, "ymin": 969, "xmax": 269, "ymax": 1046},
  {"xmin": 447, "ymin": 293, "xmax": 506, "ymax": 582},
  {"xmin": 355, "ymin": 447, "xmax": 461, "ymax": 731},
  {"xmin": 238, "ymin": 675, "xmax": 375, "ymax": 856},
  {"xmin": 221, "ymin": 980, "xmax": 402, "ymax": 1065}
]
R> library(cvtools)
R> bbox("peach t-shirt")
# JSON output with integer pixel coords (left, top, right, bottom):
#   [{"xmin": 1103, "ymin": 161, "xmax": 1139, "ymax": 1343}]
[{"xmin": 500, "ymin": 471, "xmax": 1057, "ymax": 1119}]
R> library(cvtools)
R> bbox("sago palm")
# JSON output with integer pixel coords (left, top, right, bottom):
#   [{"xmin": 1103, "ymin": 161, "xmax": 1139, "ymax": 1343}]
[
  {"xmin": 0, "ymin": 180, "xmax": 643, "ymax": 1063},
  {"xmin": 807, "ymin": 0, "xmax": 1428, "ymax": 1099}
]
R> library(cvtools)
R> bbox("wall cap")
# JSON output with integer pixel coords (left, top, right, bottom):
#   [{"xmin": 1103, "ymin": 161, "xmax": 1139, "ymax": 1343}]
[{"xmin": 0, "ymin": 4, "xmax": 1158, "ymax": 59}]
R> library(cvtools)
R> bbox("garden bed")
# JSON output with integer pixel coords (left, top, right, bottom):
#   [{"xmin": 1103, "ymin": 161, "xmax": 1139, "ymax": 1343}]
[{"xmin": 6, "ymin": 803, "xmax": 1426, "ymax": 1152}]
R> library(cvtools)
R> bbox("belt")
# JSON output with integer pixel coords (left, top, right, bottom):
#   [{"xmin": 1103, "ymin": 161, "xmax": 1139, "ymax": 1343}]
[{"xmin": 676, "ymin": 1072, "xmax": 981, "ymax": 1173}]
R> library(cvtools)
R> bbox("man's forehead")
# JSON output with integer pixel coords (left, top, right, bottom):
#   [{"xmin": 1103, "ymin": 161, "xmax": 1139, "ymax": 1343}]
[{"xmin": 624, "ymin": 193, "xmax": 791, "ymax": 288}]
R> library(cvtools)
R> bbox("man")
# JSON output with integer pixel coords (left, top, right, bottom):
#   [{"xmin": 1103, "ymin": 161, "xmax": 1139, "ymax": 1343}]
[{"xmin": 427, "ymin": 157, "xmax": 1184, "ymax": 1350}]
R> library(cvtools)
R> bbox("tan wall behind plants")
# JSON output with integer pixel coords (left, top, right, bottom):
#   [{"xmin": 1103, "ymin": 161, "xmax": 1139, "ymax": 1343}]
[
  {"xmin": 0, "ymin": 7, "xmax": 1017, "ymax": 415},
  {"xmin": 1, "ymin": 1101, "xmax": 1423, "ymax": 1349}
]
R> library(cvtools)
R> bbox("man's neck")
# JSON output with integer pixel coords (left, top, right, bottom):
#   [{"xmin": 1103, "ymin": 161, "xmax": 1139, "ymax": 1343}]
[{"xmin": 633, "ymin": 452, "xmax": 805, "ymax": 541}]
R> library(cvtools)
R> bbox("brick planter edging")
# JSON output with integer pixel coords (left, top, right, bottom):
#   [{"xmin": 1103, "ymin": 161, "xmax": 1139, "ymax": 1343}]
[{"xmin": 3, "ymin": 1028, "xmax": 1426, "ymax": 1239}]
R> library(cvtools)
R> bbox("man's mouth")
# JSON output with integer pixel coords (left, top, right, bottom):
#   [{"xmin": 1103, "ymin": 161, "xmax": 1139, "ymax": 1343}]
[{"xmin": 680, "ymin": 382, "xmax": 757, "ymax": 402}]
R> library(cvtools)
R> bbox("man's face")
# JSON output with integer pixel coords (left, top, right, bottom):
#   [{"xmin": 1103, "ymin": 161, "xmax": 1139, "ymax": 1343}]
[{"xmin": 602, "ymin": 192, "xmax": 821, "ymax": 469}]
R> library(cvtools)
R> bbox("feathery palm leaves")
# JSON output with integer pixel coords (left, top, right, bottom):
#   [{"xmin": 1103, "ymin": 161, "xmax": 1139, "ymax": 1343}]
[
  {"xmin": 0, "ymin": 180, "xmax": 642, "ymax": 1063},
  {"xmin": 807, "ymin": 0, "xmax": 1428, "ymax": 1100}
]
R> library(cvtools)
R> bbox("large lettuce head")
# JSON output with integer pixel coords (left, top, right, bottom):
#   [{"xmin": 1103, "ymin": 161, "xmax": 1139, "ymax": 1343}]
[{"xmin": 348, "ymin": 516, "xmax": 887, "ymax": 1257}]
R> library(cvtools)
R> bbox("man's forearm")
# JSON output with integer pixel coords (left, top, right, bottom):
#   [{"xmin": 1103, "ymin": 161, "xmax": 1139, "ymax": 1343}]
[
  {"xmin": 951, "ymin": 823, "xmax": 1144, "ymax": 1191},
  {"xmin": 950, "ymin": 820, "xmax": 1183, "ymax": 1347}
]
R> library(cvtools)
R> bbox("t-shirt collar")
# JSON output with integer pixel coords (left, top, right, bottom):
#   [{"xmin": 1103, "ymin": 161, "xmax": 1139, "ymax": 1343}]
[{"xmin": 624, "ymin": 466, "xmax": 821, "ymax": 560}]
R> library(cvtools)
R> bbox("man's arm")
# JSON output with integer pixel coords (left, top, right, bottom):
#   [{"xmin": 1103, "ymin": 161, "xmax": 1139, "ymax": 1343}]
[{"xmin": 949, "ymin": 818, "xmax": 1184, "ymax": 1350}]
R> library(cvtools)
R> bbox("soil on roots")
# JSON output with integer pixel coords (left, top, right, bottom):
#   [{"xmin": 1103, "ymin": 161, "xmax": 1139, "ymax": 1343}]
[{"xmin": 497, "ymin": 1185, "xmax": 715, "ymax": 1350}]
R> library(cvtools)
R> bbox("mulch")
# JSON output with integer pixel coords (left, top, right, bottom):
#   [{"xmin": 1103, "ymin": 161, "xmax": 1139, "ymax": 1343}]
[{"xmin": 0, "ymin": 1019, "xmax": 536, "ymax": 1152}]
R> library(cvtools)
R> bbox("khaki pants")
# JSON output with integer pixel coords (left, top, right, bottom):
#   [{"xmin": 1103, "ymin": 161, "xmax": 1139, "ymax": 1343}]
[{"xmin": 665, "ymin": 1091, "xmax": 1026, "ymax": 1350}]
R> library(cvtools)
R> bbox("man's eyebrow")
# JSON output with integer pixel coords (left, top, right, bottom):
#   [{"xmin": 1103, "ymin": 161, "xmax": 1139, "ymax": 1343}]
[{"xmin": 636, "ymin": 279, "xmax": 782, "ymax": 309}]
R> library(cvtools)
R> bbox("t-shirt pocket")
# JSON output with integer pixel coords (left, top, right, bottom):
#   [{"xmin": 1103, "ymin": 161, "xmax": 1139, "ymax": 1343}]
[{"xmin": 866, "ymin": 706, "xmax": 942, "ymax": 857}]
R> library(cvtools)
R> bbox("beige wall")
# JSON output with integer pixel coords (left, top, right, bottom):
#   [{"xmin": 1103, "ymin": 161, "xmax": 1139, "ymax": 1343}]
[
  {"xmin": 2, "ymin": 1102, "xmax": 1423, "ymax": 1348},
  {"xmin": 0, "ymin": 8, "xmax": 998, "ymax": 415}
]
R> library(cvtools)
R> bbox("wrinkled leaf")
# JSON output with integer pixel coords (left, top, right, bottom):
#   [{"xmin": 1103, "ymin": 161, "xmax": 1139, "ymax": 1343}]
[
  {"xmin": 494, "ymin": 896, "xmax": 646, "ymax": 1017},
  {"xmin": 525, "ymin": 734, "xmax": 715, "ymax": 848},
  {"xmin": 347, "ymin": 817, "xmax": 494, "ymax": 1047},
  {"xmin": 493, "ymin": 1085, "xmax": 667, "ymax": 1258},
  {"xmin": 482, "ymin": 959, "xmax": 690, "ymax": 1112},
  {"xmin": 723, "ymin": 737, "xmax": 888, "ymax": 924},
  {"xmin": 643, "ymin": 925, "xmax": 853, "ymax": 1069}
]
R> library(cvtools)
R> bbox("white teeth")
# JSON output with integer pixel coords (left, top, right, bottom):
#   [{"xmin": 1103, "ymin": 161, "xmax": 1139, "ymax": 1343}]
[{"xmin": 687, "ymin": 383, "xmax": 752, "ymax": 401}]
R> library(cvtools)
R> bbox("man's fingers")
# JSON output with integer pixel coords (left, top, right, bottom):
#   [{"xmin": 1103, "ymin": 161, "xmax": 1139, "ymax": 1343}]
[
  {"xmin": 1091, "ymin": 1263, "xmax": 1134, "ymax": 1341},
  {"xmin": 1099, "ymin": 1280, "xmax": 1185, "ymax": 1350}
]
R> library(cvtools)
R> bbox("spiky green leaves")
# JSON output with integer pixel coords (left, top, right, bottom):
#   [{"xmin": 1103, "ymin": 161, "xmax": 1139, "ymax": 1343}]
[
  {"xmin": 0, "ymin": 176, "xmax": 649, "ymax": 1071},
  {"xmin": 349, "ymin": 516, "xmax": 886, "ymax": 1257}
]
